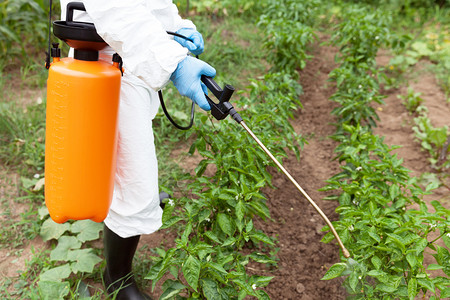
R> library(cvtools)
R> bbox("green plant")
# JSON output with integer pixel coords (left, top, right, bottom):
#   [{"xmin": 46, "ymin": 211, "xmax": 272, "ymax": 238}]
[
  {"xmin": 320, "ymin": 3, "xmax": 450, "ymax": 298},
  {"xmin": 413, "ymin": 115, "xmax": 450, "ymax": 169},
  {"xmin": 258, "ymin": 0, "xmax": 320, "ymax": 74},
  {"xmin": 260, "ymin": 18, "xmax": 316, "ymax": 73},
  {"xmin": 399, "ymin": 87, "xmax": 424, "ymax": 114},
  {"xmin": 321, "ymin": 124, "xmax": 450, "ymax": 299},
  {"xmin": 0, "ymin": 100, "xmax": 46, "ymax": 173},
  {"xmin": 0, "ymin": 0, "xmax": 49, "ymax": 69},
  {"xmin": 329, "ymin": 70, "xmax": 385, "ymax": 128},
  {"xmin": 37, "ymin": 206, "xmax": 104, "ymax": 299},
  {"xmin": 330, "ymin": 6, "xmax": 392, "ymax": 71}
]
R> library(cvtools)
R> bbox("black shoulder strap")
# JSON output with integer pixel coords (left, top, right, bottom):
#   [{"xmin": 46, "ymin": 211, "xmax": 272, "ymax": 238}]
[{"xmin": 45, "ymin": 0, "xmax": 53, "ymax": 69}]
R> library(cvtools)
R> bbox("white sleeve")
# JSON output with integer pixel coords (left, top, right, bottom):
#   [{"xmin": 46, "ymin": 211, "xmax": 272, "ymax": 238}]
[
  {"xmin": 150, "ymin": 0, "xmax": 196, "ymax": 31},
  {"xmin": 83, "ymin": 0, "xmax": 188, "ymax": 91}
]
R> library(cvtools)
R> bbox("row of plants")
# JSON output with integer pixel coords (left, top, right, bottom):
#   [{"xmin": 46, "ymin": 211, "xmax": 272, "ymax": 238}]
[
  {"xmin": 145, "ymin": 0, "xmax": 323, "ymax": 298},
  {"xmin": 320, "ymin": 4, "xmax": 450, "ymax": 299},
  {"xmin": 0, "ymin": 0, "xmax": 321, "ymax": 299}
]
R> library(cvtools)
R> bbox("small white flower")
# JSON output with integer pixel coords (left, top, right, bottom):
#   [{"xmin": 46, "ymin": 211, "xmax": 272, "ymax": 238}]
[
  {"xmin": 375, "ymin": 36, "xmax": 379, "ymax": 40},
  {"xmin": 356, "ymin": 167, "xmax": 362, "ymax": 171},
  {"xmin": 168, "ymin": 199, "xmax": 174, "ymax": 206},
  {"xmin": 227, "ymin": 208, "xmax": 231, "ymax": 213},
  {"xmin": 358, "ymin": 85, "xmax": 362, "ymax": 89},
  {"xmin": 252, "ymin": 284, "xmax": 257, "ymax": 290},
  {"xmin": 446, "ymin": 233, "xmax": 450, "ymax": 238},
  {"xmin": 205, "ymin": 217, "xmax": 210, "ymax": 222},
  {"xmin": 34, "ymin": 174, "xmax": 40, "ymax": 179},
  {"xmin": 358, "ymin": 276, "xmax": 362, "ymax": 280},
  {"xmin": 349, "ymin": 225, "xmax": 354, "ymax": 231},
  {"xmin": 430, "ymin": 224, "xmax": 437, "ymax": 229}
]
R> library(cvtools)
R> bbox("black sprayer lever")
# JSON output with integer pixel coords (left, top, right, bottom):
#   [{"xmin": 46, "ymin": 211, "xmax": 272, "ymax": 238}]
[{"xmin": 201, "ymin": 75, "xmax": 242, "ymax": 123}]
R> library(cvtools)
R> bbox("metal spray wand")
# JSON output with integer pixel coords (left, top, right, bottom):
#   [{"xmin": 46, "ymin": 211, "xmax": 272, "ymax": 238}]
[{"xmin": 201, "ymin": 76, "xmax": 351, "ymax": 258}]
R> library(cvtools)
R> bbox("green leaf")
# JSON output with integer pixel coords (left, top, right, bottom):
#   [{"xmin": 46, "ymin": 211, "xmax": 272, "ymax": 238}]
[
  {"xmin": 442, "ymin": 234, "xmax": 450, "ymax": 249},
  {"xmin": 252, "ymin": 276, "xmax": 274, "ymax": 288},
  {"xmin": 50, "ymin": 236, "xmax": 82, "ymax": 261},
  {"xmin": 406, "ymin": 253, "xmax": 418, "ymax": 269},
  {"xmin": 367, "ymin": 270, "xmax": 389, "ymax": 283},
  {"xmin": 217, "ymin": 213, "xmax": 234, "ymax": 236},
  {"xmin": 441, "ymin": 287, "xmax": 450, "ymax": 298},
  {"xmin": 207, "ymin": 262, "xmax": 227, "ymax": 275},
  {"xmin": 38, "ymin": 206, "xmax": 50, "ymax": 220},
  {"xmin": 367, "ymin": 230, "xmax": 381, "ymax": 243},
  {"xmin": 204, "ymin": 231, "xmax": 221, "ymax": 244},
  {"xmin": 161, "ymin": 216, "xmax": 183, "ymax": 229},
  {"xmin": 389, "ymin": 184, "xmax": 400, "ymax": 201},
  {"xmin": 250, "ymin": 232, "xmax": 274, "ymax": 245},
  {"xmin": 248, "ymin": 200, "xmax": 270, "ymax": 219},
  {"xmin": 417, "ymin": 278, "xmax": 434, "ymax": 293},
  {"xmin": 39, "ymin": 265, "xmax": 72, "ymax": 282},
  {"xmin": 383, "ymin": 276, "xmax": 402, "ymax": 293},
  {"xmin": 40, "ymin": 218, "xmax": 71, "ymax": 241},
  {"xmin": 322, "ymin": 263, "xmax": 347, "ymax": 280},
  {"xmin": 67, "ymin": 249, "xmax": 102, "ymax": 274},
  {"xmin": 160, "ymin": 280, "xmax": 186, "ymax": 300},
  {"xmin": 371, "ymin": 255, "xmax": 382, "ymax": 270},
  {"xmin": 246, "ymin": 220, "xmax": 254, "ymax": 233},
  {"xmin": 71, "ymin": 220, "xmax": 103, "ymax": 242},
  {"xmin": 426, "ymin": 264, "xmax": 444, "ymax": 270},
  {"xmin": 222, "ymin": 237, "xmax": 236, "ymax": 247},
  {"xmin": 235, "ymin": 200, "xmax": 245, "ymax": 222},
  {"xmin": 38, "ymin": 281, "xmax": 70, "ymax": 300},
  {"xmin": 201, "ymin": 278, "xmax": 221, "ymax": 300},
  {"xmin": 181, "ymin": 223, "xmax": 193, "ymax": 246},
  {"xmin": 182, "ymin": 255, "xmax": 201, "ymax": 292},
  {"xmin": 349, "ymin": 271, "xmax": 358, "ymax": 292},
  {"xmin": 408, "ymin": 278, "xmax": 417, "ymax": 300}
]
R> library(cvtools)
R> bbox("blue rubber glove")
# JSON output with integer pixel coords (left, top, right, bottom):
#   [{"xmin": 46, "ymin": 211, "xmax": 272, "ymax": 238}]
[
  {"xmin": 170, "ymin": 56, "xmax": 216, "ymax": 111},
  {"xmin": 174, "ymin": 28, "xmax": 204, "ymax": 55}
]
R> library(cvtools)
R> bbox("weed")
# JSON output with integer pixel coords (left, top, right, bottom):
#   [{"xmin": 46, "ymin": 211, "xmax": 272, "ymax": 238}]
[{"xmin": 399, "ymin": 87, "xmax": 425, "ymax": 114}]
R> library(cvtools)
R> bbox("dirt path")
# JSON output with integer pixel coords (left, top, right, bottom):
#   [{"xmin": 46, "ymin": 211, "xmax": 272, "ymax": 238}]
[{"xmin": 254, "ymin": 42, "xmax": 347, "ymax": 299}]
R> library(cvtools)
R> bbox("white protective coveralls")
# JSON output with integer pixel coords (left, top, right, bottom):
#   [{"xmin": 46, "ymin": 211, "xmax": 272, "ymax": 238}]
[{"xmin": 60, "ymin": 0, "xmax": 195, "ymax": 237}]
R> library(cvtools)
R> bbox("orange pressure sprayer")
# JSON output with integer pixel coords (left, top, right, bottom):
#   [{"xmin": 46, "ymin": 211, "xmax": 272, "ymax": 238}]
[{"xmin": 45, "ymin": 2, "xmax": 122, "ymax": 223}]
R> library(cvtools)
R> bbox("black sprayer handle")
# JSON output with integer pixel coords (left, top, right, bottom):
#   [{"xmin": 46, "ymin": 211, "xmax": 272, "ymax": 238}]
[
  {"xmin": 201, "ymin": 75, "xmax": 242, "ymax": 123},
  {"xmin": 66, "ymin": 2, "xmax": 86, "ymax": 22}
]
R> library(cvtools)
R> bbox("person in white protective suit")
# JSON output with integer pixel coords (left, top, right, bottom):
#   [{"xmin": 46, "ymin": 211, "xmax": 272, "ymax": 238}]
[{"xmin": 59, "ymin": 1, "xmax": 215, "ymax": 299}]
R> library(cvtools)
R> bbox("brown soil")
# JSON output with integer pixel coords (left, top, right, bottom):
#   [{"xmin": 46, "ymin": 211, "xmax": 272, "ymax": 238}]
[{"xmin": 253, "ymin": 43, "xmax": 347, "ymax": 299}]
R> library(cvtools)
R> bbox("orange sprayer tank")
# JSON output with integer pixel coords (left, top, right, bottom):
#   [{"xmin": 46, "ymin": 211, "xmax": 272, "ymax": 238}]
[{"xmin": 45, "ymin": 2, "xmax": 122, "ymax": 223}]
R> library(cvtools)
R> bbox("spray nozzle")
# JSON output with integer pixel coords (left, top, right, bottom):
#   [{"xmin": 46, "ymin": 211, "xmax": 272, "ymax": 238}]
[{"xmin": 201, "ymin": 76, "xmax": 242, "ymax": 123}]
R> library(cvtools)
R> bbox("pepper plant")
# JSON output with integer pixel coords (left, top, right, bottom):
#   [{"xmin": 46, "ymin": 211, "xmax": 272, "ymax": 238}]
[{"xmin": 320, "ymin": 4, "xmax": 450, "ymax": 299}]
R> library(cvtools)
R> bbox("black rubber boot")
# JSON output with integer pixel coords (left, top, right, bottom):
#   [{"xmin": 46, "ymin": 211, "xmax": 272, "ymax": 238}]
[
  {"xmin": 103, "ymin": 225, "xmax": 151, "ymax": 300},
  {"xmin": 159, "ymin": 192, "xmax": 171, "ymax": 210}
]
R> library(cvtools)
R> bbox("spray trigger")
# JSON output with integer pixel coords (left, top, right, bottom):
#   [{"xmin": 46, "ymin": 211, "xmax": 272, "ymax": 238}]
[{"xmin": 201, "ymin": 76, "xmax": 242, "ymax": 123}]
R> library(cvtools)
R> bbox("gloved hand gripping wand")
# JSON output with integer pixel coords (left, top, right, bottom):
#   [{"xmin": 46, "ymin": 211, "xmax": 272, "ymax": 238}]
[{"xmin": 201, "ymin": 76, "xmax": 351, "ymax": 258}]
